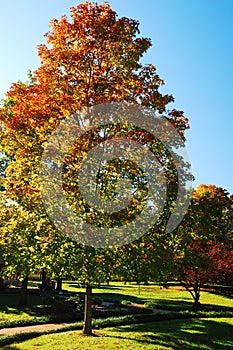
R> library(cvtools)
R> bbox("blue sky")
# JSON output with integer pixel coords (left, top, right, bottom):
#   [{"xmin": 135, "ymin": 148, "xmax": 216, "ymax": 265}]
[{"xmin": 1, "ymin": 0, "xmax": 233, "ymax": 194}]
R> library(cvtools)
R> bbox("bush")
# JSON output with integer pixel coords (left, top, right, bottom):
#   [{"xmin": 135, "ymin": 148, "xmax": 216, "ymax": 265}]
[
  {"xmin": 121, "ymin": 300, "xmax": 132, "ymax": 305},
  {"xmin": 92, "ymin": 297, "xmax": 103, "ymax": 307},
  {"xmin": 65, "ymin": 294, "xmax": 84, "ymax": 311},
  {"xmin": 144, "ymin": 302, "xmax": 158, "ymax": 308},
  {"xmin": 41, "ymin": 293, "xmax": 54, "ymax": 306},
  {"xmin": 92, "ymin": 305, "xmax": 153, "ymax": 318}
]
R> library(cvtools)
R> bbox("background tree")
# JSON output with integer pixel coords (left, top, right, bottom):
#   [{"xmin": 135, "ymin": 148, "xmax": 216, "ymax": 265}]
[
  {"xmin": 173, "ymin": 184, "xmax": 233, "ymax": 307},
  {"xmin": 0, "ymin": 205, "xmax": 43, "ymax": 305}
]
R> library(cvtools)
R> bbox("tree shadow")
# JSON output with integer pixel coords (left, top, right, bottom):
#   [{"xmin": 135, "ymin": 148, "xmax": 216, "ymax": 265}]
[
  {"xmin": 93, "ymin": 291, "xmax": 143, "ymax": 303},
  {"xmin": 66, "ymin": 283, "xmax": 123, "ymax": 291},
  {"xmin": 105, "ymin": 317, "xmax": 233, "ymax": 349},
  {"xmin": 0, "ymin": 330, "xmax": 64, "ymax": 349}
]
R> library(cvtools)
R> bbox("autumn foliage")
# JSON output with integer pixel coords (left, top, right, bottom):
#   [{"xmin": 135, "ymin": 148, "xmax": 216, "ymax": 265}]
[{"xmin": 174, "ymin": 184, "xmax": 233, "ymax": 306}]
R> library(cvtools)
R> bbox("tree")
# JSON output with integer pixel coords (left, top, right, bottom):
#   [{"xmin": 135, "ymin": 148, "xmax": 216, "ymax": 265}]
[
  {"xmin": 173, "ymin": 184, "xmax": 233, "ymax": 307},
  {"xmin": 0, "ymin": 204, "xmax": 43, "ymax": 305},
  {"xmin": 0, "ymin": 2, "xmax": 191, "ymax": 334},
  {"xmin": 174, "ymin": 239, "xmax": 233, "ymax": 307}
]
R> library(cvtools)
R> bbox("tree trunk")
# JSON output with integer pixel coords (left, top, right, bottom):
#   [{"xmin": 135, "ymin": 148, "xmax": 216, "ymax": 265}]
[
  {"xmin": 193, "ymin": 281, "xmax": 201, "ymax": 308},
  {"xmin": 83, "ymin": 283, "xmax": 92, "ymax": 335},
  {"xmin": 193, "ymin": 294, "xmax": 200, "ymax": 307},
  {"xmin": 18, "ymin": 276, "xmax": 28, "ymax": 306},
  {"xmin": 40, "ymin": 268, "xmax": 46, "ymax": 291},
  {"xmin": 56, "ymin": 278, "xmax": 62, "ymax": 291},
  {"xmin": 180, "ymin": 280, "xmax": 201, "ymax": 308}
]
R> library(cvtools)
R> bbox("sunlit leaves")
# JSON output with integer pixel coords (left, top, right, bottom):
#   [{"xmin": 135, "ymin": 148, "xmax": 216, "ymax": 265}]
[{"xmin": 0, "ymin": 2, "xmax": 191, "ymax": 285}]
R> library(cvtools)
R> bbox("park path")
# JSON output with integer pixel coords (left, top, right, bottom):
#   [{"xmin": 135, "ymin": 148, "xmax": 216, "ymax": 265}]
[
  {"xmin": 0, "ymin": 322, "xmax": 69, "ymax": 336},
  {"xmin": 131, "ymin": 303, "xmax": 174, "ymax": 314}
]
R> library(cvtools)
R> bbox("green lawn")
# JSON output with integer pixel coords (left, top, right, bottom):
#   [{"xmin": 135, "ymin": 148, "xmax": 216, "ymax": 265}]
[
  {"xmin": 3, "ymin": 317, "xmax": 233, "ymax": 349},
  {"xmin": 63, "ymin": 281, "xmax": 233, "ymax": 309},
  {"xmin": 0, "ymin": 282, "xmax": 232, "ymax": 325}
]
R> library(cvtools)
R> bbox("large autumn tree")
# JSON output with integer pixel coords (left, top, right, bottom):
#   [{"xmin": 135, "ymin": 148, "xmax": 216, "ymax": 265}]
[{"xmin": 0, "ymin": 2, "xmax": 191, "ymax": 334}]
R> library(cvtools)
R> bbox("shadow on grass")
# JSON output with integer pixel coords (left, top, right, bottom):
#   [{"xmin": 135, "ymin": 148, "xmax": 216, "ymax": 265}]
[
  {"xmin": 93, "ymin": 291, "xmax": 143, "ymax": 303},
  {"xmin": 105, "ymin": 317, "xmax": 233, "ymax": 349},
  {"xmin": 67, "ymin": 283, "xmax": 123, "ymax": 291},
  {"xmin": 0, "ymin": 293, "xmax": 41, "ymax": 307},
  {"xmin": 0, "ymin": 331, "xmax": 50, "ymax": 350},
  {"xmin": 0, "ymin": 295, "xmax": 43, "ymax": 321},
  {"xmin": 203, "ymin": 290, "xmax": 233, "ymax": 301}
]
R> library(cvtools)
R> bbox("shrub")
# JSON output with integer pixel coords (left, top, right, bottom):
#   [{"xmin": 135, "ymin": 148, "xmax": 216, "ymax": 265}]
[
  {"xmin": 144, "ymin": 302, "xmax": 158, "ymax": 308},
  {"xmin": 121, "ymin": 300, "xmax": 132, "ymax": 305}
]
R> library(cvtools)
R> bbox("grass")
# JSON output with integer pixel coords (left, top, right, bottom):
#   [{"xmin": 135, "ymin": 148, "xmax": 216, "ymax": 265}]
[
  {"xmin": 0, "ymin": 281, "xmax": 232, "ymax": 349},
  {"xmin": 0, "ymin": 294, "xmax": 42, "ymax": 323},
  {"xmin": 2, "ymin": 317, "xmax": 233, "ymax": 349},
  {"xmin": 0, "ymin": 282, "xmax": 232, "ymax": 326},
  {"xmin": 63, "ymin": 281, "xmax": 233, "ymax": 309}
]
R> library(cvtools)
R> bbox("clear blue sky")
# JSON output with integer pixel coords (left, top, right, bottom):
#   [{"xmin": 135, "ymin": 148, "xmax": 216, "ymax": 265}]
[{"xmin": 1, "ymin": 0, "xmax": 233, "ymax": 194}]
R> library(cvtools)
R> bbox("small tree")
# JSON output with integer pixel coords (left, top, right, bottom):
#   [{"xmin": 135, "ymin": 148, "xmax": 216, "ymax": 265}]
[
  {"xmin": 173, "ymin": 184, "xmax": 233, "ymax": 307},
  {"xmin": 175, "ymin": 239, "xmax": 233, "ymax": 307}
]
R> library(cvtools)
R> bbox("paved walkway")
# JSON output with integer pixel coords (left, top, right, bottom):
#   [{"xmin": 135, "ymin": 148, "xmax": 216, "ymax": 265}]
[
  {"xmin": 0, "ymin": 322, "xmax": 69, "ymax": 336},
  {"xmin": 131, "ymin": 303, "xmax": 174, "ymax": 314}
]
